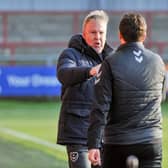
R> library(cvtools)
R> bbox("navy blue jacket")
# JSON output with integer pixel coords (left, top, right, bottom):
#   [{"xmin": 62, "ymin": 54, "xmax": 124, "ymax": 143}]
[
  {"xmin": 57, "ymin": 34, "xmax": 113, "ymax": 145},
  {"xmin": 88, "ymin": 42, "xmax": 166, "ymax": 149}
]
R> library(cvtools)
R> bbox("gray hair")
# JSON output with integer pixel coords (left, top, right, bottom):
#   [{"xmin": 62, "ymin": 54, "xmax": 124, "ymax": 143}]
[{"xmin": 82, "ymin": 10, "xmax": 109, "ymax": 31}]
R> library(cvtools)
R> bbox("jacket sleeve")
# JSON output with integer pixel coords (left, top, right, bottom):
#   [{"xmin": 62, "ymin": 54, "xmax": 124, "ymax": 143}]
[
  {"xmin": 160, "ymin": 58, "xmax": 167, "ymax": 102},
  {"xmin": 57, "ymin": 49, "xmax": 91, "ymax": 87},
  {"xmin": 162, "ymin": 73, "xmax": 167, "ymax": 102},
  {"xmin": 88, "ymin": 60, "xmax": 112, "ymax": 149}
]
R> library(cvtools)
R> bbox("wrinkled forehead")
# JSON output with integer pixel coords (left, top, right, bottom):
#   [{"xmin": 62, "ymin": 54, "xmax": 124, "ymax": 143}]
[{"xmin": 83, "ymin": 18, "xmax": 107, "ymax": 31}]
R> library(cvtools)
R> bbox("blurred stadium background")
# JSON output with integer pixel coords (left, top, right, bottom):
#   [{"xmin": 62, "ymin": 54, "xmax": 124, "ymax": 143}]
[{"xmin": 0, "ymin": 0, "xmax": 168, "ymax": 168}]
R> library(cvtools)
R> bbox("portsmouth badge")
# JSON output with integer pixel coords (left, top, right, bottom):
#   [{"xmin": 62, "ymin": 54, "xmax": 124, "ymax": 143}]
[{"xmin": 70, "ymin": 152, "xmax": 79, "ymax": 162}]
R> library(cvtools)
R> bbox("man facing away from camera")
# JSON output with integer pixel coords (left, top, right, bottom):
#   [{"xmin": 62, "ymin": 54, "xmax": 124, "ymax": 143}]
[
  {"xmin": 56, "ymin": 10, "xmax": 113, "ymax": 168},
  {"xmin": 88, "ymin": 13, "xmax": 166, "ymax": 168}
]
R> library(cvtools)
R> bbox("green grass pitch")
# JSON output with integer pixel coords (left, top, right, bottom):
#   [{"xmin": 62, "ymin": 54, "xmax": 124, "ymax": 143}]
[{"xmin": 0, "ymin": 99, "xmax": 167, "ymax": 168}]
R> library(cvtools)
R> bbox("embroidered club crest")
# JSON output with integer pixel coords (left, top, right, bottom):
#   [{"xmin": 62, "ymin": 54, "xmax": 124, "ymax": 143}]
[{"xmin": 70, "ymin": 152, "xmax": 79, "ymax": 162}]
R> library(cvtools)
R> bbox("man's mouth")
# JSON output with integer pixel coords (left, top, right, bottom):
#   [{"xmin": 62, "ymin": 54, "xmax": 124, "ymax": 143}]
[{"xmin": 94, "ymin": 42, "xmax": 101, "ymax": 48}]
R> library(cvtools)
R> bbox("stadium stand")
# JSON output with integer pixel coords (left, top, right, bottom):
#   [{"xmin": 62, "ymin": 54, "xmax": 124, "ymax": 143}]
[
  {"xmin": 0, "ymin": 11, "xmax": 168, "ymax": 65},
  {"xmin": 0, "ymin": 0, "xmax": 167, "ymax": 97}
]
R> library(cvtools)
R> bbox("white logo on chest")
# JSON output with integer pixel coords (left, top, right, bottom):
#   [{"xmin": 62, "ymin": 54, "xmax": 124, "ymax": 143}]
[{"xmin": 133, "ymin": 50, "xmax": 143, "ymax": 63}]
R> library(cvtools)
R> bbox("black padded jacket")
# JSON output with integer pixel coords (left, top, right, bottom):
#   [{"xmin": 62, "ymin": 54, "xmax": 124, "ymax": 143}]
[
  {"xmin": 57, "ymin": 34, "xmax": 113, "ymax": 145},
  {"xmin": 88, "ymin": 42, "xmax": 166, "ymax": 149}
]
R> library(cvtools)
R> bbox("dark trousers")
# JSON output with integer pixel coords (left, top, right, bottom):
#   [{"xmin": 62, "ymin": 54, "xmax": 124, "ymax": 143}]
[
  {"xmin": 102, "ymin": 143, "xmax": 162, "ymax": 168},
  {"xmin": 67, "ymin": 145, "xmax": 102, "ymax": 168}
]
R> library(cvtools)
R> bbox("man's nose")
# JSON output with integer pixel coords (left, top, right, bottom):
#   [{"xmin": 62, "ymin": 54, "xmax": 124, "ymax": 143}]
[{"xmin": 95, "ymin": 32, "xmax": 101, "ymax": 39}]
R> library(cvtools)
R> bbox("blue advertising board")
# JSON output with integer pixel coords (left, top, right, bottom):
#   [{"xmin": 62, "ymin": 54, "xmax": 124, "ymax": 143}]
[{"xmin": 0, "ymin": 65, "xmax": 61, "ymax": 96}]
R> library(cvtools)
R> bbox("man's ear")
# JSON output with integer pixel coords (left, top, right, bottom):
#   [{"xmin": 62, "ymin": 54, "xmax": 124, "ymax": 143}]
[
  {"xmin": 141, "ymin": 32, "xmax": 147, "ymax": 42},
  {"xmin": 82, "ymin": 30, "xmax": 85, "ymax": 39},
  {"xmin": 119, "ymin": 32, "xmax": 126, "ymax": 44}
]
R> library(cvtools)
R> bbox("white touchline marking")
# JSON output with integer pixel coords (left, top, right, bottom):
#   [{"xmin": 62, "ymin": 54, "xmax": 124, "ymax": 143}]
[{"xmin": 0, "ymin": 127, "xmax": 65, "ymax": 152}]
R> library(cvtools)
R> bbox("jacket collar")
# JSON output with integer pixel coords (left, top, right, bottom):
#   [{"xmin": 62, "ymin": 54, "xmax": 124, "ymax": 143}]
[{"xmin": 117, "ymin": 42, "xmax": 145, "ymax": 52}]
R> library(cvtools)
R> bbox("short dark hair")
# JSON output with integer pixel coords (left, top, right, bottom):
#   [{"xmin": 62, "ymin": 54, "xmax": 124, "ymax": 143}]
[{"xmin": 119, "ymin": 13, "xmax": 147, "ymax": 42}]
